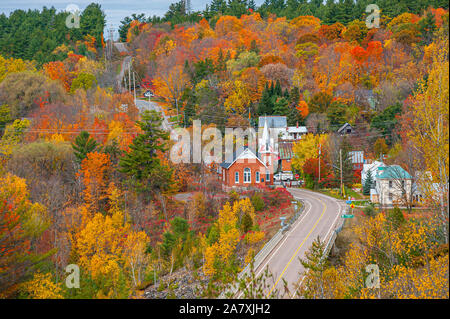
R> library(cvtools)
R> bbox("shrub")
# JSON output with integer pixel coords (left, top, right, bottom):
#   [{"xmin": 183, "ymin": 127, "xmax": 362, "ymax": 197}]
[
  {"xmin": 240, "ymin": 212, "xmax": 253, "ymax": 233},
  {"xmin": 251, "ymin": 193, "xmax": 265, "ymax": 211},
  {"xmin": 387, "ymin": 207, "xmax": 406, "ymax": 228},
  {"xmin": 363, "ymin": 204, "xmax": 376, "ymax": 217}
]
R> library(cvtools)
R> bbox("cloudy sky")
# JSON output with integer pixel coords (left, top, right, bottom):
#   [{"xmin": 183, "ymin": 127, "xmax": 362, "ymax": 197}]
[{"xmin": 0, "ymin": 1, "xmax": 265, "ymax": 35}]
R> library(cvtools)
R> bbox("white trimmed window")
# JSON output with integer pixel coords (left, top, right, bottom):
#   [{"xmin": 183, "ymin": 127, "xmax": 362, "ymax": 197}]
[
  {"xmin": 244, "ymin": 168, "xmax": 251, "ymax": 183},
  {"xmin": 235, "ymin": 171, "xmax": 239, "ymax": 184},
  {"xmin": 255, "ymin": 171, "xmax": 260, "ymax": 183},
  {"xmin": 223, "ymin": 170, "xmax": 225, "ymax": 181},
  {"xmin": 266, "ymin": 170, "xmax": 270, "ymax": 182}
]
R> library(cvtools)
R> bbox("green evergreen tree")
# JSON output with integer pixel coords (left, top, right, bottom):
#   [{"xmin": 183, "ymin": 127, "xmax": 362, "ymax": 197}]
[
  {"xmin": 419, "ymin": 10, "xmax": 437, "ymax": 45},
  {"xmin": 363, "ymin": 169, "xmax": 374, "ymax": 195},
  {"xmin": 257, "ymin": 82, "xmax": 273, "ymax": 115},
  {"xmin": 273, "ymin": 96, "xmax": 290, "ymax": 116},
  {"xmin": 119, "ymin": 110, "xmax": 173, "ymax": 199},
  {"xmin": 72, "ymin": 131, "xmax": 98, "ymax": 165},
  {"xmin": 298, "ymin": 236, "xmax": 329, "ymax": 298},
  {"xmin": 274, "ymin": 79, "xmax": 282, "ymax": 96},
  {"xmin": 387, "ymin": 207, "xmax": 406, "ymax": 229}
]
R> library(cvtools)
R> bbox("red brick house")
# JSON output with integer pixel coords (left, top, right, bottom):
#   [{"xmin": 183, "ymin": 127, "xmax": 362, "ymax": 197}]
[
  {"xmin": 349, "ymin": 151, "xmax": 364, "ymax": 172},
  {"xmin": 278, "ymin": 141, "xmax": 294, "ymax": 172},
  {"xmin": 219, "ymin": 147, "xmax": 270, "ymax": 190}
]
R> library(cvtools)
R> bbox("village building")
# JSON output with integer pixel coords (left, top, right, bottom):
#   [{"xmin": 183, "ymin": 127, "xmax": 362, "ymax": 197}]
[
  {"xmin": 219, "ymin": 118, "xmax": 278, "ymax": 190},
  {"xmin": 349, "ymin": 150, "xmax": 364, "ymax": 175},
  {"xmin": 361, "ymin": 160, "xmax": 386, "ymax": 185},
  {"xmin": 218, "ymin": 146, "xmax": 269, "ymax": 190},
  {"xmin": 370, "ymin": 165, "xmax": 413, "ymax": 206},
  {"xmin": 278, "ymin": 141, "xmax": 294, "ymax": 173},
  {"xmin": 337, "ymin": 122, "xmax": 355, "ymax": 135},
  {"xmin": 280, "ymin": 125, "xmax": 308, "ymax": 141},
  {"xmin": 258, "ymin": 116, "xmax": 287, "ymax": 148}
]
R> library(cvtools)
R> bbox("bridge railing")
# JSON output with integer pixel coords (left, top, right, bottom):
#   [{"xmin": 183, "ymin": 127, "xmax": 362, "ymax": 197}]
[
  {"xmin": 322, "ymin": 206, "xmax": 347, "ymax": 259},
  {"xmin": 219, "ymin": 199, "xmax": 305, "ymax": 298}
]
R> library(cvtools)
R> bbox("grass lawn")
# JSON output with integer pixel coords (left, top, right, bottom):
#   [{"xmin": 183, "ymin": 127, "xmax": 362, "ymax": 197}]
[
  {"xmin": 168, "ymin": 115, "xmax": 182, "ymax": 123},
  {"xmin": 316, "ymin": 186, "xmax": 364, "ymax": 200}
]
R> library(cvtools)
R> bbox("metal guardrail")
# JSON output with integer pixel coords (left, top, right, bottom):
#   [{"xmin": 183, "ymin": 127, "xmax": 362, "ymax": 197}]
[
  {"xmin": 219, "ymin": 199, "xmax": 305, "ymax": 298},
  {"xmin": 322, "ymin": 206, "xmax": 347, "ymax": 259}
]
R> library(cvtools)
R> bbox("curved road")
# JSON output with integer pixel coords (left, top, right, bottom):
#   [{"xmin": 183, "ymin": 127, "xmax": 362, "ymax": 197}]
[
  {"xmin": 249, "ymin": 188, "xmax": 344, "ymax": 298},
  {"xmin": 135, "ymin": 99, "xmax": 172, "ymax": 131}
]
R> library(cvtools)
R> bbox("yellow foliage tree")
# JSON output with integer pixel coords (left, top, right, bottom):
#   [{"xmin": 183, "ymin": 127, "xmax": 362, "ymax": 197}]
[
  {"xmin": 0, "ymin": 55, "xmax": 35, "ymax": 82},
  {"xmin": 292, "ymin": 134, "xmax": 328, "ymax": 175},
  {"xmin": 21, "ymin": 272, "xmax": 63, "ymax": 299},
  {"xmin": 407, "ymin": 37, "xmax": 449, "ymax": 236},
  {"xmin": 224, "ymin": 80, "xmax": 251, "ymax": 114}
]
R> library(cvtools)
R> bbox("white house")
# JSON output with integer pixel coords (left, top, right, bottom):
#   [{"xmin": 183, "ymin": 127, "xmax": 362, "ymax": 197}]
[
  {"xmin": 280, "ymin": 125, "xmax": 308, "ymax": 141},
  {"xmin": 372, "ymin": 165, "xmax": 413, "ymax": 206},
  {"xmin": 361, "ymin": 160, "xmax": 385, "ymax": 185}
]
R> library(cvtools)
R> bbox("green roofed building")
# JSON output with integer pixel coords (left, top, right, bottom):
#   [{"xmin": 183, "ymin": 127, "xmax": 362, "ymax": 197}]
[{"xmin": 371, "ymin": 165, "xmax": 414, "ymax": 207}]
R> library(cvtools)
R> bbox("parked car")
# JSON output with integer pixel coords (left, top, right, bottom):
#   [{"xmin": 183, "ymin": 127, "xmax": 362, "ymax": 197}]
[
  {"xmin": 274, "ymin": 171, "xmax": 294, "ymax": 181},
  {"xmin": 143, "ymin": 90, "xmax": 154, "ymax": 98}
]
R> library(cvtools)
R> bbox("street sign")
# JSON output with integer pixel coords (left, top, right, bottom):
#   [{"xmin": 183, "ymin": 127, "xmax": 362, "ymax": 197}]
[
  {"xmin": 341, "ymin": 214, "xmax": 354, "ymax": 218},
  {"xmin": 350, "ymin": 203, "xmax": 355, "ymax": 209},
  {"xmin": 295, "ymin": 174, "xmax": 299, "ymax": 180},
  {"xmin": 345, "ymin": 200, "xmax": 352, "ymax": 204}
]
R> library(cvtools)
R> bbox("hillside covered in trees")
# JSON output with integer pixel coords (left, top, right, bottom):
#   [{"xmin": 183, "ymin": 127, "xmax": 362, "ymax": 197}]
[{"xmin": 0, "ymin": 1, "xmax": 448, "ymax": 300}]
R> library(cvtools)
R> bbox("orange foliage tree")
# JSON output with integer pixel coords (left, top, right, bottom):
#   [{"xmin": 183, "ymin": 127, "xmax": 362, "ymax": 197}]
[{"xmin": 79, "ymin": 152, "xmax": 112, "ymax": 212}]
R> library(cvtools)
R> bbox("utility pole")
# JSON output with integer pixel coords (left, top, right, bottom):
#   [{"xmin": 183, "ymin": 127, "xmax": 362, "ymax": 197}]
[
  {"xmin": 318, "ymin": 143, "xmax": 321, "ymax": 185},
  {"xmin": 184, "ymin": 0, "xmax": 191, "ymax": 14},
  {"xmin": 106, "ymin": 26, "xmax": 114, "ymax": 71},
  {"xmin": 340, "ymin": 148, "xmax": 343, "ymax": 196},
  {"xmin": 128, "ymin": 63, "xmax": 131, "ymax": 93},
  {"xmin": 133, "ymin": 72, "xmax": 136, "ymax": 104}
]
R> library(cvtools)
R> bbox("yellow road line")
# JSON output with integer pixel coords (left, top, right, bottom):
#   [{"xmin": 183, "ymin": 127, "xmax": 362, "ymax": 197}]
[{"xmin": 267, "ymin": 197, "xmax": 327, "ymax": 297}]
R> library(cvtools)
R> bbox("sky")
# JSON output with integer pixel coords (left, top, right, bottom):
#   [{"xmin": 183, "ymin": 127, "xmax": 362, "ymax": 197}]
[{"xmin": 0, "ymin": 1, "xmax": 266, "ymax": 39}]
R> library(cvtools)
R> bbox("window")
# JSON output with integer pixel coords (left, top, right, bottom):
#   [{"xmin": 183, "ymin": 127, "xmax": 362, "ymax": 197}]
[
  {"xmin": 388, "ymin": 193, "xmax": 393, "ymax": 201},
  {"xmin": 401, "ymin": 180, "xmax": 405, "ymax": 188},
  {"xmin": 389, "ymin": 181, "xmax": 393, "ymax": 188},
  {"xmin": 266, "ymin": 170, "xmax": 270, "ymax": 182},
  {"xmin": 223, "ymin": 170, "xmax": 225, "ymax": 181},
  {"xmin": 244, "ymin": 168, "xmax": 251, "ymax": 183},
  {"xmin": 255, "ymin": 171, "xmax": 260, "ymax": 183},
  {"xmin": 235, "ymin": 172, "xmax": 239, "ymax": 184}
]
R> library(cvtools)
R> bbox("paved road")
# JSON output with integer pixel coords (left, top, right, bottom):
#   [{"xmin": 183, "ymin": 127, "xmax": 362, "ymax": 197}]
[
  {"xmin": 114, "ymin": 42, "xmax": 128, "ymax": 53},
  {"xmin": 116, "ymin": 55, "xmax": 132, "ymax": 92},
  {"xmin": 248, "ymin": 188, "xmax": 344, "ymax": 298},
  {"xmin": 135, "ymin": 99, "xmax": 172, "ymax": 132}
]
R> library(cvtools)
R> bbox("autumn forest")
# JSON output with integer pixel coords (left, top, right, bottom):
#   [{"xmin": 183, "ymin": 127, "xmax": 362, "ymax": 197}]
[{"xmin": 0, "ymin": 0, "xmax": 448, "ymax": 300}]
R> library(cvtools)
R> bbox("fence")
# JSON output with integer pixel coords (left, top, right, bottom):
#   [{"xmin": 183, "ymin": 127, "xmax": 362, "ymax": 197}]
[
  {"xmin": 219, "ymin": 199, "xmax": 305, "ymax": 298},
  {"xmin": 322, "ymin": 206, "xmax": 347, "ymax": 259}
]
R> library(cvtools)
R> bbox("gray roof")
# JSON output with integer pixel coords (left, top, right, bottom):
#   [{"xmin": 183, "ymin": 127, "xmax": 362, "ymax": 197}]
[
  {"xmin": 337, "ymin": 122, "xmax": 353, "ymax": 134},
  {"xmin": 349, "ymin": 151, "xmax": 364, "ymax": 164},
  {"xmin": 258, "ymin": 116, "xmax": 287, "ymax": 128},
  {"xmin": 287, "ymin": 126, "xmax": 308, "ymax": 133}
]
